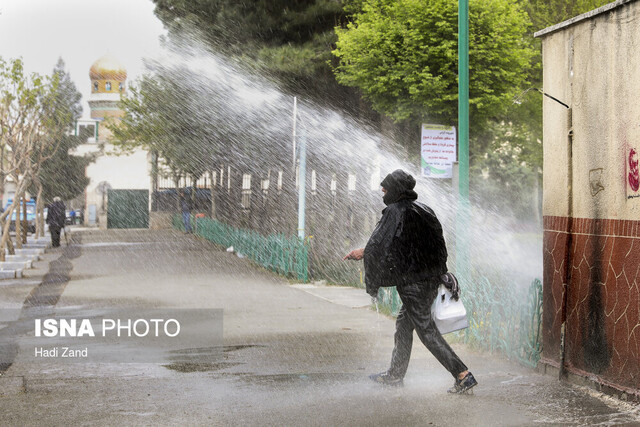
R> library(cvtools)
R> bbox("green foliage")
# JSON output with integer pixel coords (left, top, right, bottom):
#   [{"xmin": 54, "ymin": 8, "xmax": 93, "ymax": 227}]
[
  {"xmin": 147, "ymin": 0, "xmax": 615, "ymax": 226},
  {"xmin": 469, "ymin": 0, "xmax": 609, "ymax": 215},
  {"xmin": 39, "ymin": 148, "xmax": 90, "ymax": 202},
  {"xmin": 46, "ymin": 58, "xmax": 82, "ymax": 129},
  {"xmin": 152, "ymin": 0, "xmax": 353, "ymax": 109},
  {"xmin": 525, "ymin": 0, "xmax": 612, "ymax": 31},
  {"xmin": 0, "ymin": 56, "xmax": 50, "ymax": 178},
  {"xmin": 333, "ymin": 0, "xmax": 536, "ymax": 130},
  {"xmin": 257, "ymin": 30, "xmax": 337, "ymax": 77},
  {"xmin": 110, "ymin": 75, "xmax": 190, "ymax": 179},
  {"xmin": 110, "ymin": 68, "xmax": 222, "ymax": 183},
  {"xmin": 471, "ymin": 140, "xmax": 540, "ymax": 220},
  {"xmin": 1, "ymin": 56, "xmax": 89, "ymax": 211},
  {"xmin": 36, "ymin": 58, "xmax": 90, "ymax": 203},
  {"xmin": 470, "ymin": 84, "xmax": 542, "ymax": 212},
  {"xmin": 154, "ymin": 0, "xmax": 344, "ymax": 47},
  {"xmin": 0, "ymin": 57, "xmax": 48, "ymax": 130}
]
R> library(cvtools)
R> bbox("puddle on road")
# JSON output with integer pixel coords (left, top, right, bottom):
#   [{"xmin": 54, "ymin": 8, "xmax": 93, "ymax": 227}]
[
  {"xmin": 163, "ymin": 345, "xmax": 262, "ymax": 373},
  {"xmin": 231, "ymin": 372, "xmax": 365, "ymax": 386},
  {"xmin": 68, "ymin": 274, "xmax": 99, "ymax": 281},
  {"xmin": 76, "ymin": 242, "xmax": 154, "ymax": 248},
  {"xmin": 163, "ymin": 362, "xmax": 241, "ymax": 373}
]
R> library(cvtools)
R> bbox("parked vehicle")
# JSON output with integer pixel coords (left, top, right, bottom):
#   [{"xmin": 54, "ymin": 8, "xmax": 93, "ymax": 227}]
[{"xmin": 5, "ymin": 199, "xmax": 37, "ymax": 233}]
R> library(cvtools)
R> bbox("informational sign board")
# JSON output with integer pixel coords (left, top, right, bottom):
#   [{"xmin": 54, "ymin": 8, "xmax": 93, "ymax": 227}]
[{"xmin": 421, "ymin": 124, "xmax": 456, "ymax": 178}]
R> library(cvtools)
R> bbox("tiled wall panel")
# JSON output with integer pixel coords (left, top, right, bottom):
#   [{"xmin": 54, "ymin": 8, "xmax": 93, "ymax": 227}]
[{"xmin": 543, "ymin": 216, "xmax": 640, "ymax": 391}]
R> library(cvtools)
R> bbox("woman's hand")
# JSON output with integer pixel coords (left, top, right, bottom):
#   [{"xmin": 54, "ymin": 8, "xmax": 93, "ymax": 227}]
[{"xmin": 343, "ymin": 248, "xmax": 364, "ymax": 261}]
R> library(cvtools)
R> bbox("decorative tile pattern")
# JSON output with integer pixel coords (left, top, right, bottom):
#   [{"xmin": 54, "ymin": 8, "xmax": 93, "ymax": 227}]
[{"xmin": 543, "ymin": 215, "xmax": 640, "ymax": 392}]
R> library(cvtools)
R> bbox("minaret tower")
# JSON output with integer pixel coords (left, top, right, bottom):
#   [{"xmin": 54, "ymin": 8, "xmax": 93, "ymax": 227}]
[{"xmin": 88, "ymin": 54, "xmax": 127, "ymax": 140}]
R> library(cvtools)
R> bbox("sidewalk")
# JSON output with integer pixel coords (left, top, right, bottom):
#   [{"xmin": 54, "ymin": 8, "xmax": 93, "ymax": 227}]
[
  {"xmin": 289, "ymin": 280, "xmax": 640, "ymax": 425},
  {"xmin": 0, "ymin": 229, "xmax": 638, "ymax": 426},
  {"xmin": 291, "ymin": 282, "xmax": 372, "ymax": 308}
]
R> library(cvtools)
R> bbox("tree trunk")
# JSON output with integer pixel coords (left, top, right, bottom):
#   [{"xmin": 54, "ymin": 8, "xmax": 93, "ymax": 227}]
[
  {"xmin": 5, "ymin": 230, "xmax": 14, "ymax": 256},
  {"xmin": 21, "ymin": 197, "xmax": 28, "ymax": 244},
  {"xmin": 0, "ymin": 177, "xmax": 29, "ymax": 259},
  {"xmin": 15, "ymin": 198, "xmax": 22, "ymax": 249},
  {"xmin": 35, "ymin": 181, "xmax": 44, "ymax": 238},
  {"xmin": 0, "ymin": 146, "xmax": 5, "ymax": 202},
  {"xmin": 0, "ymin": 204, "xmax": 16, "ymax": 261}
]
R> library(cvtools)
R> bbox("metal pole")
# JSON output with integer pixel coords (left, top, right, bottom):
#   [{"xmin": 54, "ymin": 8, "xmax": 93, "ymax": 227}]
[
  {"xmin": 457, "ymin": 0, "xmax": 470, "ymax": 280},
  {"xmin": 297, "ymin": 125, "xmax": 307, "ymax": 240},
  {"xmin": 292, "ymin": 96, "xmax": 298, "ymax": 172}
]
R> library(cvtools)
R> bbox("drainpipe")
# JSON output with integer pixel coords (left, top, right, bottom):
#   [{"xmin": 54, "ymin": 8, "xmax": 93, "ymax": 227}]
[{"xmin": 559, "ymin": 107, "xmax": 573, "ymax": 380}]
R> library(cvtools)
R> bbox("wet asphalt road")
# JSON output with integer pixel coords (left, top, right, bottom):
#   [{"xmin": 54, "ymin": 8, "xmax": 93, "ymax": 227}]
[{"xmin": 0, "ymin": 229, "xmax": 638, "ymax": 426}]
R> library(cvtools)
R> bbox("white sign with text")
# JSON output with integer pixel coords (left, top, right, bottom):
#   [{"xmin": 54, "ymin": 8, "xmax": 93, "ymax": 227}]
[{"xmin": 421, "ymin": 124, "xmax": 456, "ymax": 178}]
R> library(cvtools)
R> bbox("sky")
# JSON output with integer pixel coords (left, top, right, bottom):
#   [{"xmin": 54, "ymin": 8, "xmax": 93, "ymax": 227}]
[{"xmin": 0, "ymin": 0, "xmax": 166, "ymax": 119}]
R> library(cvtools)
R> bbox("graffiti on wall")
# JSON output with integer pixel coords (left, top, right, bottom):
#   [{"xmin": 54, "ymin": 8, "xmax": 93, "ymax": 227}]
[
  {"xmin": 589, "ymin": 168, "xmax": 605, "ymax": 196},
  {"xmin": 628, "ymin": 148, "xmax": 640, "ymax": 199}
]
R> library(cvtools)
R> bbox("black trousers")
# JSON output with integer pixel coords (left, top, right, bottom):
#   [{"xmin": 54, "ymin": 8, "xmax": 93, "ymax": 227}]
[
  {"xmin": 388, "ymin": 281, "xmax": 467, "ymax": 379},
  {"xmin": 50, "ymin": 226, "xmax": 61, "ymax": 247}
]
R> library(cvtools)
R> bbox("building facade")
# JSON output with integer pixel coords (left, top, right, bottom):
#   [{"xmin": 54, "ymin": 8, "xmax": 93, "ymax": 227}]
[
  {"xmin": 536, "ymin": 0, "xmax": 640, "ymax": 399},
  {"xmin": 75, "ymin": 54, "xmax": 151, "ymax": 228}
]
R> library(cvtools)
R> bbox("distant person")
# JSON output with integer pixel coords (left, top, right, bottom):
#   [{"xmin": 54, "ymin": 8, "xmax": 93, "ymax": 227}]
[
  {"xmin": 69, "ymin": 209, "xmax": 76, "ymax": 225},
  {"xmin": 180, "ymin": 190, "xmax": 192, "ymax": 233},
  {"xmin": 343, "ymin": 169, "xmax": 477, "ymax": 394},
  {"xmin": 46, "ymin": 197, "xmax": 66, "ymax": 248}
]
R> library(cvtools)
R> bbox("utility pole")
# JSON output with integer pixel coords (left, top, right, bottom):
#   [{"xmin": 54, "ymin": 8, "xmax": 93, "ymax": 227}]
[
  {"xmin": 457, "ymin": 0, "xmax": 470, "ymax": 281},
  {"xmin": 293, "ymin": 97, "xmax": 306, "ymax": 240},
  {"xmin": 297, "ymin": 125, "xmax": 307, "ymax": 240}
]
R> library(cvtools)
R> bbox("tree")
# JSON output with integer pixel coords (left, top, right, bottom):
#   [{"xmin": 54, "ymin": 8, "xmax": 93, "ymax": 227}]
[
  {"xmin": 0, "ymin": 57, "xmax": 86, "ymax": 249},
  {"xmin": 0, "ymin": 57, "xmax": 55, "ymax": 253},
  {"xmin": 32, "ymin": 58, "xmax": 89, "ymax": 236},
  {"xmin": 333, "ymin": 0, "xmax": 536, "ymax": 135},
  {"xmin": 151, "ymin": 0, "xmax": 367, "ymax": 115},
  {"xmin": 525, "ymin": 0, "xmax": 612, "ymax": 31},
  {"xmin": 332, "ymin": 0, "xmax": 547, "ymax": 220},
  {"xmin": 472, "ymin": 0, "xmax": 612, "ymax": 216},
  {"xmin": 109, "ymin": 68, "xmax": 221, "ymax": 212}
]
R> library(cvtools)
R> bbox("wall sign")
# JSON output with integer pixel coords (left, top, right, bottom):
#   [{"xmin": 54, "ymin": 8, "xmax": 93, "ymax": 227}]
[{"xmin": 421, "ymin": 124, "xmax": 456, "ymax": 179}]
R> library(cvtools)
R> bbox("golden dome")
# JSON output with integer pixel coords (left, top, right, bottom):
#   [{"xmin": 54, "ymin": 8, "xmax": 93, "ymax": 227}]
[{"xmin": 89, "ymin": 54, "xmax": 127, "ymax": 81}]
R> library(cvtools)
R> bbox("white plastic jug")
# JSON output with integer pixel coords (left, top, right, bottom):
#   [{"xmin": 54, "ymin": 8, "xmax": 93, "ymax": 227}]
[{"xmin": 431, "ymin": 285, "xmax": 469, "ymax": 334}]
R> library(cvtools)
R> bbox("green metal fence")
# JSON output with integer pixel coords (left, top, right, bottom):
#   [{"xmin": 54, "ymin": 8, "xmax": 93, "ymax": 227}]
[
  {"xmin": 173, "ymin": 215, "xmax": 309, "ymax": 282},
  {"xmin": 173, "ymin": 214, "xmax": 541, "ymax": 366},
  {"xmin": 378, "ymin": 277, "xmax": 543, "ymax": 368}
]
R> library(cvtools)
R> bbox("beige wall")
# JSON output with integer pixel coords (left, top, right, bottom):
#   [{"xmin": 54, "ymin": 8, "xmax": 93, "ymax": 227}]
[
  {"xmin": 539, "ymin": 2, "xmax": 640, "ymax": 395},
  {"xmin": 76, "ymin": 143, "xmax": 151, "ymax": 227},
  {"xmin": 542, "ymin": 2, "xmax": 640, "ymax": 220},
  {"xmin": 84, "ymin": 145, "xmax": 151, "ymax": 202}
]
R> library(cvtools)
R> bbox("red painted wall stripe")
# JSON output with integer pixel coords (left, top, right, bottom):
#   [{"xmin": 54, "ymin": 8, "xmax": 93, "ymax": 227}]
[{"xmin": 543, "ymin": 215, "xmax": 640, "ymax": 393}]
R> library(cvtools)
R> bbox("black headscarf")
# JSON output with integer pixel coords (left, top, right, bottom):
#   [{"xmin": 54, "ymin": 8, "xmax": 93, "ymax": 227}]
[{"xmin": 380, "ymin": 169, "xmax": 418, "ymax": 205}]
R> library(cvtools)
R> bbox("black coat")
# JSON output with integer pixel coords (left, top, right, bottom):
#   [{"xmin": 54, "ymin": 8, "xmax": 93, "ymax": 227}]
[
  {"xmin": 46, "ymin": 201, "xmax": 66, "ymax": 229},
  {"xmin": 364, "ymin": 199, "xmax": 448, "ymax": 296}
]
